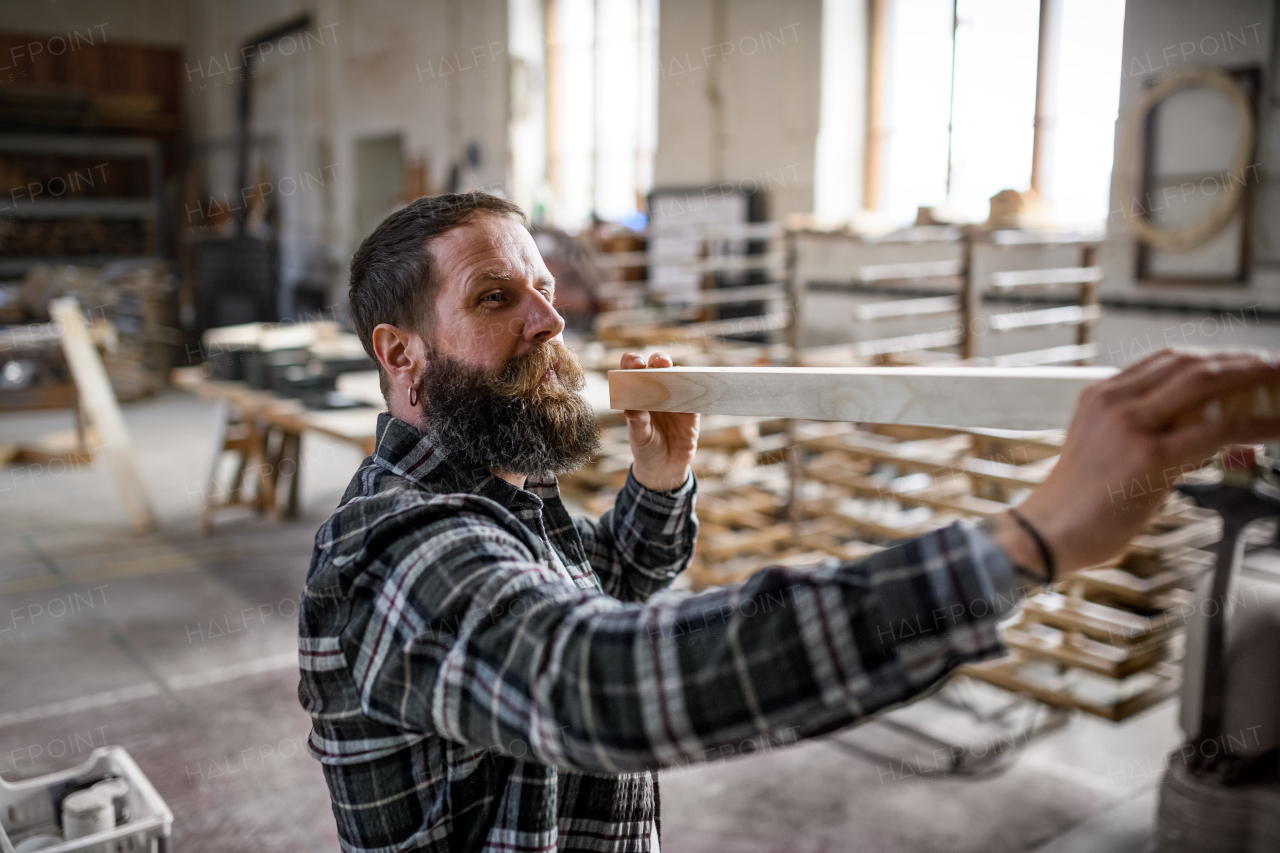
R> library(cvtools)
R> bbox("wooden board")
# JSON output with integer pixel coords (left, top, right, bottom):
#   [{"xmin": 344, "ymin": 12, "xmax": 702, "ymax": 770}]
[
  {"xmin": 959, "ymin": 658, "xmax": 1180, "ymax": 722},
  {"xmin": 1067, "ymin": 554, "xmax": 1210, "ymax": 609},
  {"xmin": 49, "ymin": 298, "xmax": 157, "ymax": 533},
  {"xmin": 1003, "ymin": 622, "xmax": 1171, "ymax": 679},
  {"xmin": 608, "ymin": 366, "xmax": 1117, "ymax": 429},
  {"xmin": 1022, "ymin": 591, "xmax": 1177, "ymax": 645},
  {"xmin": 172, "ymin": 367, "xmax": 382, "ymax": 456}
]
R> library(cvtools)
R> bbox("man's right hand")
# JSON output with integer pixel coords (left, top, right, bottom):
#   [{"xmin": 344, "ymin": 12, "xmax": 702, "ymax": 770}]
[{"xmin": 992, "ymin": 349, "xmax": 1280, "ymax": 577}]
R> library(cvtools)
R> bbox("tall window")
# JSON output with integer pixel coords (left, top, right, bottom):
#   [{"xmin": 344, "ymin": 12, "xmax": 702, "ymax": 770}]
[
  {"xmin": 947, "ymin": 0, "xmax": 1042, "ymax": 222},
  {"xmin": 838, "ymin": 0, "xmax": 1125, "ymax": 227},
  {"xmin": 510, "ymin": 0, "xmax": 548, "ymax": 218},
  {"xmin": 881, "ymin": 0, "xmax": 956, "ymax": 224},
  {"xmin": 1048, "ymin": 0, "xmax": 1126, "ymax": 227},
  {"xmin": 546, "ymin": 0, "xmax": 658, "ymax": 230}
]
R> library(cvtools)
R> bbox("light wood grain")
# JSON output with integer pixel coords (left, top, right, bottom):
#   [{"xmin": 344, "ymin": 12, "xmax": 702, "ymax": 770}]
[
  {"xmin": 609, "ymin": 366, "xmax": 1117, "ymax": 430},
  {"xmin": 50, "ymin": 298, "xmax": 157, "ymax": 533}
]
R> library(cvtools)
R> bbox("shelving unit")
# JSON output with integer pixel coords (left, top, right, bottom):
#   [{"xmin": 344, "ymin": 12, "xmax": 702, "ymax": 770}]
[
  {"xmin": 591, "ymin": 220, "xmax": 789, "ymax": 352},
  {"xmin": 0, "ymin": 134, "xmax": 163, "ymax": 277},
  {"xmin": 786, "ymin": 225, "xmax": 1103, "ymax": 367}
]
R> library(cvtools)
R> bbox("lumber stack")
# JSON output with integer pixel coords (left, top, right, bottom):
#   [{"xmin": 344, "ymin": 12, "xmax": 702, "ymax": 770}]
[
  {"xmin": 959, "ymin": 493, "xmax": 1217, "ymax": 720},
  {"xmin": 562, "ymin": 415, "xmax": 785, "ymax": 502},
  {"xmin": 560, "ymin": 409, "xmax": 886, "ymax": 591},
  {"xmin": 97, "ymin": 263, "xmax": 177, "ymax": 401},
  {"xmin": 0, "ymin": 262, "xmax": 176, "ymax": 405},
  {"xmin": 579, "ymin": 224, "xmax": 1256, "ymax": 721},
  {"xmin": 788, "ymin": 225, "xmax": 1103, "ymax": 368},
  {"xmin": 590, "ymin": 221, "xmax": 789, "ymax": 358},
  {"xmin": 684, "ymin": 442, "xmax": 885, "ymax": 590}
]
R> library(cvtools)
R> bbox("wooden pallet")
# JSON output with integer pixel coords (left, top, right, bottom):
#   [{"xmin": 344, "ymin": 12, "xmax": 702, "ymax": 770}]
[
  {"xmin": 1002, "ymin": 621, "xmax": 1171, "ymax": 679},
  {"xmin": 1021, "ymin": 589, "xmax": 1188, "ymax": 645},
  {"xmin": 960, "ymin": 657, "xmax": 1181, "ymax": 722},
  {"xmin": 1067, "ymin": 549, "xmax": 1212, "ymax": 610},
  {"xmin": 782, "ymin": 416, "xmax": 1214, "ymax": 722}
]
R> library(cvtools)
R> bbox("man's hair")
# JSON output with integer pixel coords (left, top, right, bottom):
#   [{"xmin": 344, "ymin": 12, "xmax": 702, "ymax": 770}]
[{"xmin": 347, "ymin": 191, "xmax": 527, "ymax": 396}]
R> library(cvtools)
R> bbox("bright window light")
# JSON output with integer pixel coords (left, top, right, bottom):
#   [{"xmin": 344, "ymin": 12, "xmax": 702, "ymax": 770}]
[
  {"xmin": 595, "ymin": 0, "xmax": 639, "ymax": 221},
  {"xmin": 815, "ymin": 0, "xmax": 866, "ymax": 222},
  {"xmin": 1050, "ymin": 0, "xmax": 1124, "ymax": 227},
  {"xmin": 881, "ymin": 0, "xmax": 955, "ymax": 224},
  {"xmin": 554, "ymin": 0, "xmax": 596, "ymax": 229},
  {"xmin": 878, "ymin": 0, "xmax": 1125, "ymax": 228},
  {"xmin": 548, "ymin": 0, "xmax": 658, "ymax": 230},
  {"xmin": 948, "ymin": 0, "xmax": 1041, "ymax": 223}
]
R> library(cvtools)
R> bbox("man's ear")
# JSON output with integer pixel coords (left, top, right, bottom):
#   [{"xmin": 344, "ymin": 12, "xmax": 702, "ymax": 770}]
[{"xmin": 371, "ymin": 323, "xmax": 425, "ymax": 391}]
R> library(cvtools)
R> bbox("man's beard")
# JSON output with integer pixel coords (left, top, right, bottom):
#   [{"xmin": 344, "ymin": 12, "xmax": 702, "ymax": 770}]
[{"xmin": 415, "ymin": 340, "xmax": 600, "ymax": 477}]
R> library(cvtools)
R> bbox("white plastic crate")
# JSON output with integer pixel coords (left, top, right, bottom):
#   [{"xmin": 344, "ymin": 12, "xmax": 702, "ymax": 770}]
[{"xmin": 0, "ymin": 746, "xmax": 172, "ymax": 853}]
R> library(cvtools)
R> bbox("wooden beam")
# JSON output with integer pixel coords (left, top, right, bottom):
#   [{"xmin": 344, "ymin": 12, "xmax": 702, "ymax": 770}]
[
  {"xmin": 853, "ymin": 295, "xmax": 959, "ymax": 321},
  {"xmin": 609, "ymin": 365, "xmax": 1116, "ymax": 429},
  {"xmin": 855, "ymin": 259, "xmax": 963, "ymax": 283},
  {"xmin": 990, "ymin": 266, "xmax": 1102, "ymax": 288},
  {"xmin": 50, "ymin": 297, "xmax": 157, "ymax": 533},
  {"xmin": 986, "ymin": 303, "xmax": 1100, "ymax": 332},
  {"xmin": 988, "ymin": 343, "xmax": 1098, "ymax": 367}
]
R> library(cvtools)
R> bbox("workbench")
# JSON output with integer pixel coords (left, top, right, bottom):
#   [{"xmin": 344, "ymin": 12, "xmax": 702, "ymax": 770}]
[{"xmin": 171, "ymin": 367, "xmax": 383, "ymax": 530}]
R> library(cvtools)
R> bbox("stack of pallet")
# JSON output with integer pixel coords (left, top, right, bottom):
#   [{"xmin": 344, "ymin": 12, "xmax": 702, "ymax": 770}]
[
  {"xmin": 689, "ymin": 471, "xmax": 884, "ymax": 589},
  {"xmin": 962, "ymin": 497, "xmax": 1218, "ymax": 721},
  {"xmin": 787, "ymin": 416, "xmax": 1217, "ymax": 722},
  {"xmin": 0, "ymin": 262, "xmax": 175, "ymax": 404},
  {"xmin": 590, "ymin": 221, "xmax": 790, "ymax": 361},
  {"xmin": 560, "ymin": 405, "xmax": 889, "ymax": 590},
  {"xmin": 563, "ymin": 414, "xmax": 784, "ymax": 504},
  {"xmin": 574, "ymin": 220, "xmax": 1220, "ymax": 719},
  {"xmin": 96, "ymin": 263, "xmax": 177, "ymax": 401},
  {"xmin": 787, "ymin": 225, "xmax": 1103, "ymax": 369},
  {"xmin": 562, "ymin": 223, "xmax": 800, "ymax": 558}
]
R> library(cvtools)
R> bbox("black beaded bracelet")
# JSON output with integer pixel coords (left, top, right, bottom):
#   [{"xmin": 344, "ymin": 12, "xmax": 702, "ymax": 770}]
[{"xmin": 1008, "ymin": 507, "xmax": 1056, "ymax": 585}]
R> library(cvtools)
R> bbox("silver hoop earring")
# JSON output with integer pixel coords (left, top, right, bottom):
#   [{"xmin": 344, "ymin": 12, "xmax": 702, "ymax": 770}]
[{"xmin": 408, "ymin": 384, "xmax": 419, "ymax": 407}]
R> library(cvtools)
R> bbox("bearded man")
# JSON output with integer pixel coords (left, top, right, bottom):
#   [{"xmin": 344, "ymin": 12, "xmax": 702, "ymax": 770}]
[{"xmin": 298, "ymin": 192, "xmax": 1280, "ymax": 853}]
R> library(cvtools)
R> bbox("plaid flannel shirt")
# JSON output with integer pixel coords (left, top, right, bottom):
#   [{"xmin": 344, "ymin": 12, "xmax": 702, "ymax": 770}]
[{"xmin": 299, "ymin": 413, "xmax": 1024, "ymax": 852}]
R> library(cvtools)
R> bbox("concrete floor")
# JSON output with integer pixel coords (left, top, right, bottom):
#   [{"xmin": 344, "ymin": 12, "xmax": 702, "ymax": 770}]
[{"xmin": 1, "ymin": 305, "xmax": 1276, "ymax": 852}]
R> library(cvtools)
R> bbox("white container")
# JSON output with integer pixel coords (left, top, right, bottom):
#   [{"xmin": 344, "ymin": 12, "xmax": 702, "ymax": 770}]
[
  {"xmin": 61, "ymin": 788, "xmax": 113, "ymax": 853},
  {"xmin": 0, "ymin": 746, "xmax": 172, "ymax": 853},
  {"xmin": 87, "ymin": 781, "xmax": 129, "ymax": 828}
]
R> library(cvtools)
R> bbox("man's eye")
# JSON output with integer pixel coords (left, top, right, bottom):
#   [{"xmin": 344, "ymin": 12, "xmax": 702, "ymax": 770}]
[{"xmin": 482, "ymin": 291, "xmax": 504, "ymax": 303}]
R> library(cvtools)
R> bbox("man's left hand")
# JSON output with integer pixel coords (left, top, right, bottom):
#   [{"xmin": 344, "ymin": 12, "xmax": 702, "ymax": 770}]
[{"xmin": 620, "ymin": 351, "xmax": 699, "ymax": 492}]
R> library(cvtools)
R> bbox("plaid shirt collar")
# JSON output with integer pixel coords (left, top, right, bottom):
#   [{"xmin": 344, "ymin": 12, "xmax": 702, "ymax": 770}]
[
  {"xmin": 363, "ymin": 412, "xmax": 591, "ymax": 588},
  {"xmin": 369, "ymin": 411, "xmax": 561, "ymax": 514}
]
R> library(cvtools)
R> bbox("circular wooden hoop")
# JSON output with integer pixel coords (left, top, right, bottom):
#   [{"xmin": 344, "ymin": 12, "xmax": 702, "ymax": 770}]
[{"xmin": 1117, "ymin": 68, "xmax": 1255, "ymax": 252}]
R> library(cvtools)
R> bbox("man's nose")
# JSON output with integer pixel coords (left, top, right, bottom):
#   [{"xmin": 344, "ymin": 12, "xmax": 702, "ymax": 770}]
[{"xmin": 521, "ymin": 290, "xmax": 565, "ymax": 343}]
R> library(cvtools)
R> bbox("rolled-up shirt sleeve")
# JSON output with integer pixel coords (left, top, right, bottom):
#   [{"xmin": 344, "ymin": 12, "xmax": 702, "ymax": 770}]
[{"xmin": 348, "ymin": 511, "xmax": 1024, "ymax": 775}]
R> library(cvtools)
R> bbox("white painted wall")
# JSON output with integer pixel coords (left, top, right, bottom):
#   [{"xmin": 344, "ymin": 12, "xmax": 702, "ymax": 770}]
[
  {"xmin": 181, "ymin": 0, "xmax": 511, "ymax": 314},
  {"xmin": 1104, "ymin": 0, "xmax": 1280, "ymax": 309},
  {"xmin": 654, "ymin": 0, "xmax": 823, "ymax": 220}
]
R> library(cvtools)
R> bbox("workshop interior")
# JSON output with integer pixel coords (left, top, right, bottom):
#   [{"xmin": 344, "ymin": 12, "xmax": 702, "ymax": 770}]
[{"xmin": 0, "ymin": 1, "xmax": 1278, "ymax": 851}]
